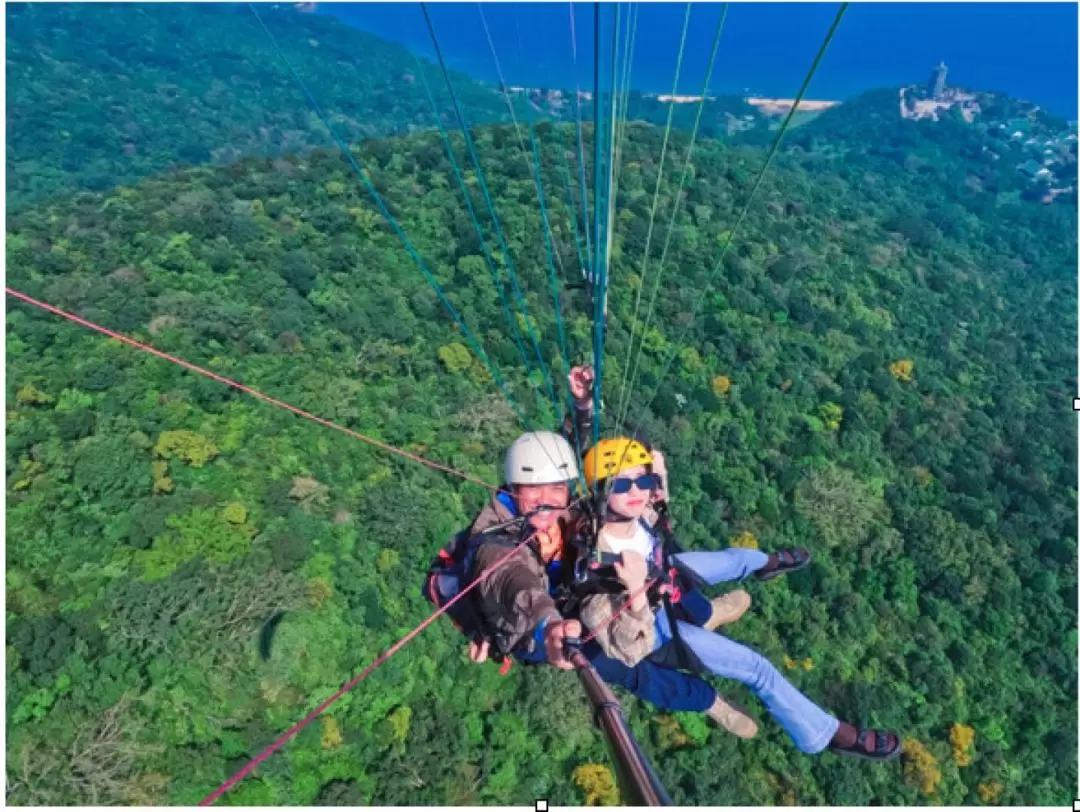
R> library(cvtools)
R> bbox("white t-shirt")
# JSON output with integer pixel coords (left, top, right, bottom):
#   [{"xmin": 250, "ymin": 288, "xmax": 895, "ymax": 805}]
[{"xmin": 597, "ymin": 520, "xmax": 658, "ymax": 561}]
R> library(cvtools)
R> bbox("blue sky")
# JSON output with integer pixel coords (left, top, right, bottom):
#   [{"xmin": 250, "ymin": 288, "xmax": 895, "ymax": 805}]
[{"xmin": 318, "ymin": 2, "xmax": 1079, "ymax": 118}]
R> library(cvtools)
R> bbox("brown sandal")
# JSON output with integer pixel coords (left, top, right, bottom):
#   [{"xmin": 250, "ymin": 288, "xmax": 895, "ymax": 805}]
[
  {"xmin": 829, "ymin": 728, "xmax": 901, "ymax": 762},
  {"xmin": 755, "ymin": 547, "xmax": 811, "ymax": 582}
]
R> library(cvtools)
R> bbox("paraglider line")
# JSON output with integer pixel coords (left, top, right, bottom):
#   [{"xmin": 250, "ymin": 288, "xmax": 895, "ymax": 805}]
[
  {"xmin": 421, "ymin": 3, "xmax": 561, "ymax": 420},
  {"xmin": 631, "ymin": 2, "xmax": 848, "ymax": 426},
  {"xmin": 411, "ymin": 50, "xmax": 538, "ymax": 393},
  {"xmin": 5, "ymin": 287, "xmax": 498, "ymax": 492},
  {"xmin": 615, "ymin": 4, "xmax": 728, "ymax": 438},
  {"xmin": 569, "ymin": 2, "xmax": 595, "ymax": 280},
  {"xmin": 248, "ymin": 4, "xmax": 530, "ymax": 428},
  {"xmin": 197, "ymin": 528, "xmax": 544, "ymax": 805}
]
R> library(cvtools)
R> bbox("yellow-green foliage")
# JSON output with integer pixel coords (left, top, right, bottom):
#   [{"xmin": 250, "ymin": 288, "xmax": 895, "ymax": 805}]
[
  {"xmin": 222, "ymin": 502, "xmax": 247, "ymax": 525},
  {"xmin": 154, "ymin": 430, "xmax": 218, "ymax": 467},
  {"xmin": 380, "ymin": 706, "xmax": 412, "ymax": 747},
  {"xmin": 376, "ymin": 548, "xmax": 400, "ymax": 573},
  {"xmin": 819, "ymin": 402, "xmax": 843, "ymax": 431},
  {"xmin": 348, "ymin": 205, "xmax": 379, "ymax": 233},
  {"xmin": 320, "ymin": 716, "xmax": 343, "ymax": 750},
  {"xmin": 437, "ymin": 342, "xmax": 472, "ymax": 374},
  {"xmin": 679, "ymin": 346, "xmax": 705, "ymax": 374},
  {"xmin": 12, "ymin": 458, "xmax": 44, "ymax": 491},
  {"xmin": 572, "ymin": 763, "xmax": 619, "ymax": 806},
  {"xmin": 15, "ymin": 383, "xmax": 54, "ymax": 406},
  {"xmin": 134, "ymin": 507, "xmax": 255, "ymax": 580}
]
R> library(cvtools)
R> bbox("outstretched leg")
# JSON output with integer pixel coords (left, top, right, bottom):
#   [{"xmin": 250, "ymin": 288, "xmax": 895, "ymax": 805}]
[
  {"xmin": 673, "ymin": 549, "xmax": 769, "ymax": 585},
  {"xmin": 673, "ymin": 547, "xmax": 811, "ymax": 586},
  {"xmin": 658, "ymin": 616, "xmax": 840, "ymax": 754}
]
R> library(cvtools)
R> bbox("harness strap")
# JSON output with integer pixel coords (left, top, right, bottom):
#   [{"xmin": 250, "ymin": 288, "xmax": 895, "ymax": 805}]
[{"xmin": 660, "ymin": 594, "xmax": 701, "ymax": 672}]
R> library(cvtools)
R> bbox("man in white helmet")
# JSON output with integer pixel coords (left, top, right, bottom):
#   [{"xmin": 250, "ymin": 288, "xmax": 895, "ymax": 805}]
[
  {"xmin": 466, "ymin": 427, "xmax": 583, "ymax": 667},
  {"xmin": 462, "ymin": 367, "xmax": 757, "ymax": 735}
]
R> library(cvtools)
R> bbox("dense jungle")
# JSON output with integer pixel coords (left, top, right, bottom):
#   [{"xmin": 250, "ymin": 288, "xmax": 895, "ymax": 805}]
[{"xmin": 6, "ymin": 2, "xmax": 1077, "ymax": 807}]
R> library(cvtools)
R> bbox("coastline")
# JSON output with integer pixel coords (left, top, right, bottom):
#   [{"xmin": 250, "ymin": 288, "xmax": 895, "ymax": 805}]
[{"xmin": 746, "ymin": 97, "xmax": 841, "ymax": 115}]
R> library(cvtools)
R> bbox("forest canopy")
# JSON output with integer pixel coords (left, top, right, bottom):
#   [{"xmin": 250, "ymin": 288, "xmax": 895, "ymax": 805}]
[
  {"xmin": 5, "ymin": 3, "xmax": 1077, "ymax": 807},
  {"xmin": 6, "ymin": 2, "xmax": 765, "ymax": 210}
]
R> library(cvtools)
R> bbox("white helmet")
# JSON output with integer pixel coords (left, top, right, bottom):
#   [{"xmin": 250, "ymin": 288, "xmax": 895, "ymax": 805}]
[{"xmin": 504, "ymin": 431, "xmax": 580, "ymax": 485}]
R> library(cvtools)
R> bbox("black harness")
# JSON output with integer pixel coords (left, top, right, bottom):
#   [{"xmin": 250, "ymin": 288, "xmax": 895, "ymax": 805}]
[{"xmin": 559, "ymin": 500, "xmax": 707, "ymax": 674}]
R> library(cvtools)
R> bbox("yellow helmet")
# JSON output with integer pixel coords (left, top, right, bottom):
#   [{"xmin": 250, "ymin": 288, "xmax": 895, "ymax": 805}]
[{"xmin": 583, "ymin": 438, "xmax": 653, "ymax": 488}]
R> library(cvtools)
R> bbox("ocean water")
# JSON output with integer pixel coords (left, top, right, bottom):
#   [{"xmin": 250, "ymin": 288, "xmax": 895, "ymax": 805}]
[{"xmin": 320, "ymin": 2, "xmax": 1079, "ymax": 119}]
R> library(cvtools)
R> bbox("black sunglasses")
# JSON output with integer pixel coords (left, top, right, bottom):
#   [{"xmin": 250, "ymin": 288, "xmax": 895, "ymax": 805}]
[{"xmin": 610, "ymin": 473, "xmax": 661, "ymax": 495}]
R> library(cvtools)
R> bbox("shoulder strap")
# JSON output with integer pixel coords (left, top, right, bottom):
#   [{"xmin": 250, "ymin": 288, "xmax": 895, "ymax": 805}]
[{"xmin": 495, "ymin": 489, "xmax": 518, "ymax": 517}]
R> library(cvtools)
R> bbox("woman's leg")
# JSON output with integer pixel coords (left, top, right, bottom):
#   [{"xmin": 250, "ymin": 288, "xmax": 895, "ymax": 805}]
[
  {"xmin": 672, "ymin": 588, "xmax": 713, "ymax": 626},
  {"xmin": 655, "ymin": 615, "xmax": 839, "ymax": 754},
  {"xmin": 672, "ymin": 549, "xmax": 769, "ymax": 585}
]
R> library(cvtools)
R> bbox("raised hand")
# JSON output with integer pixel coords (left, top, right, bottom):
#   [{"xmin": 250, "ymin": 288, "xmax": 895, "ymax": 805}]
[{"xmin": 568, "ymin": 366, "xmax": 595, "ymax": 407}]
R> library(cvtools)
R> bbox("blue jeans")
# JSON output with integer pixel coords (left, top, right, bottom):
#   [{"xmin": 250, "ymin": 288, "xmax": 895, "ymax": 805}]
[
  {"xmin": 673, "ymin": 589, "xmax": 712, "ymax": 626},
  {"xmin": 669, "ymin": 548, "xmax": 767, "ymax": 629},
  {"xmin": 513, "ymin": 642, "xmax": 717, "ymax": 713},
  {"xmin": 672, "ymin": 548, "xmax": 769, "ymax": 585},
  {"xmin": 583, "ymin": 640, "xmax": 716, "ymax": 712},
  {"xmin": 654, "ymin": 612, "xmax": 839, "ymax": 754}
]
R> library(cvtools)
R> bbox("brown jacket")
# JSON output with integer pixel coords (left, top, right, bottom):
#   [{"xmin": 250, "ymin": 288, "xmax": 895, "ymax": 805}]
[
  {"xmin": 468, "ymin": 494, "xmax": 564, "ymax": 656},
  {"xmin": 466, "ymin": 406, "xmax": 594, "ymax": 656}
]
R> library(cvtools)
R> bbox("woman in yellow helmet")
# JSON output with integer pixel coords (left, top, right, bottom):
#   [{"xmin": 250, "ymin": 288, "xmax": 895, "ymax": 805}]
[
  {"xmin": 581, "ymin": 436, "xmax": 811, "ymax": 598},
  {"xmin": 574, "ymin": 437, "xmax": 900, "ymax": 761}
]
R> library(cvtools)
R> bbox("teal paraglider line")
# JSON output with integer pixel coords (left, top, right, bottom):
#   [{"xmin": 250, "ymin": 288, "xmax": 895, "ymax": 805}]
[
  {"xmin": 410, "ymin": 51, "xmax": 538, "ymax": 400},
  {"xmin": 420, "ymin": 2, "xmax": 561, "ymax": 422},
  {"xmin": 590, "ymin": 2, "xmax": 618, "ymax": 449},
  {"xmin": 568, "ymin": 2, "xmax": 595, "ymax": 287},
  {"xmin": 629, "ymin": 3, "xmax": 850, "ymax": 427},
  {"xmin": 247, "ymin": 5, "xmax": 530, "ymax": 427},
  {"xmin": 513, "ymin": 5, "xmax": 591, "ymax": 289}
]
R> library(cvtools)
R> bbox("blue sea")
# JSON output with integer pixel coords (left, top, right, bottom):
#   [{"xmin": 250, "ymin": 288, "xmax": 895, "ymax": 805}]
[{"xmin": 319, "ymin": 2, "xmax": 1078, "ymax": 119}]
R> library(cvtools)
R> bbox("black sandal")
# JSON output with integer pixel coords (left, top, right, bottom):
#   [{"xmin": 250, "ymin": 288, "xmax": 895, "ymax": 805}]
[
  {"xmin": 830, "ymin": 728, "xmax": 901, "ymax": 762},
  {"xmin": 754, "ymin": 547, "xmax": 811, "ymax": 582}
]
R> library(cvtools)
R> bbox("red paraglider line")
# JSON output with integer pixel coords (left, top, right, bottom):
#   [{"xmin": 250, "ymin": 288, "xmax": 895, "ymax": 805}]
[
  {"xmin": 5, "ymin": 287, "xmax": 498, "ymax": 492},
  {"xmin": 579, "ymin": 578, "xmax": 659, "ymax": 646},
  {"xmin": 197, "ymin": 529, "xmax": 538, "ymax": 805}
]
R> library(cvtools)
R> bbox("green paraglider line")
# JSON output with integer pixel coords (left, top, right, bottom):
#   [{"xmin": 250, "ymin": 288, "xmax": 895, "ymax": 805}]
[
  {"xmin": 247, "ymin": 5, "xmax": 534, "ymax": 428},
  {"xmin": 421, "ymin": 2, "xmax": 561, "ymax": 422},
  {"xmin": 630, "ymin": 2, "xmax": 849, "ymax": 427},
  {"xmin": 410, "ymin": 50, "xmax": 538, "ymax": 396},
  {"xmin": 569, "ymin": 1, "xmax": 595, "ymax": 283}
]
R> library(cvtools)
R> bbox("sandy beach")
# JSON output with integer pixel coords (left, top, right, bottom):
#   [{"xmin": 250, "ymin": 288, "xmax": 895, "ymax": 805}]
[{"xmin": 746, "ymin": 97, "xmax": 840, "ymax": 115}]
